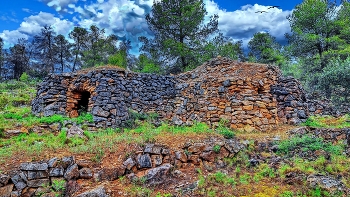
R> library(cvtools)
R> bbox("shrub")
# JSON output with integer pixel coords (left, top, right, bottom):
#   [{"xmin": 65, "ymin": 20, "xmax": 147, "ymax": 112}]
[{"xmin": 19, "ymin": 72, "xmax": 29, "ymax": 82}]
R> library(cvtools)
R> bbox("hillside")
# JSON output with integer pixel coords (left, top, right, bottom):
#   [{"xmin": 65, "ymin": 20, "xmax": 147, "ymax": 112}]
[{"xmin": 0, "ymin": 66, "xmax": 350, "ymax": 197}]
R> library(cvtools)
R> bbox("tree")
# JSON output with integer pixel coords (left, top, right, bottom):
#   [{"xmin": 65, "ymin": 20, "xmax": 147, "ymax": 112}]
[
  {"xmin": 7, "ymin": 39, "xmax": 31, "ymax": 79},
  {"xmin": 54, "ymin": 35, "xmax": 72, "ymax": 72},
  {"xmin": 69, "ymin": 27, "xmax": 88, "ymax": 71},
  {"xmin": 33, "ymin": 25, "xmax": 57, "ymax": 73},
  {"xmin": 198, "ymin": 33, "xmax": 245, "ymax": 64},
  {"xmin": 0, "ymin": 37, "xmax": 4, "ymax": 79},
  {"xmin": 83, "ymin": 25, "xmax": 106, "ymax": 68},
  {"xmin": 286, "ymin": 0, "xmax": 344, "ymax": 67},
  {"xmin": 248, "ymin": 32, "xmax": 284, "ymax": 65},
  {"xmin": 140, "ymin": 0, "xmax": 219, "ymax": 73}
]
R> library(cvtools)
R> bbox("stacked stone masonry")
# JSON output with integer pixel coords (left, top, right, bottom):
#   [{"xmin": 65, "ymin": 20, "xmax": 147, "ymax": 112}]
[
  {"xmin": 31, "ymin": 57, "xmax": 331, "ymax": 131},
  {"xmin": 0, "ymin": 138, "xmax": 245, "ymax": 197}
]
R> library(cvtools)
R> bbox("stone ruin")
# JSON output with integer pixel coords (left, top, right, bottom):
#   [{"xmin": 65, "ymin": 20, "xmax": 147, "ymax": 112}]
[{"xmin": 31, "ymin": 57, "xmax": 330, "ymax": 131}]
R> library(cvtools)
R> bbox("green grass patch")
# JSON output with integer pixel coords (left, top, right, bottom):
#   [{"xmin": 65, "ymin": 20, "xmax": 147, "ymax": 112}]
[
  {"xmin": 277, "ymin": 135, "xmax": 344, "ymax": 156},
  {"xmin": 303, "ymin": 114, "xmax": 350, "ymax": 128}
]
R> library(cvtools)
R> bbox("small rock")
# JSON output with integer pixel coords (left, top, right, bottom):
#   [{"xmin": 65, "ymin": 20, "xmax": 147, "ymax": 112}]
[
  {"xmin": 76, "ymin": 186, "xmax": 108, "ymax": 197},
  {"xmin": 144, "ymin": 164, "xmax": 172, "ymax": 185},
  {"xmin": 175, "ymin": 151, "xmax": 187, "ymax": 163},
  {"xmin": 64, "ymin": 164, "xmax": 80, "ymax": 181},
  {"xmin": 79, "ymin": 168, "xmax": 93, "ymax": 179},
  {"xmin": 27, "ymin": 171, "xmax": 49, "ymax": 180},
  {"xmin": 61, "ymin": 156, "xmax": 75, "ymax": 169},
  {"xmin": 307, "ymin": 174, "xmax": 346, "ymax": 193},
  {"xmin": 67, "ymin": 126, "xmax": 85, "ymax": 138},
  {"xmin": 137, "ymin": 154, "xmax": 152, "ymax": 169},
  {"xmin": 0, "ymin": 184, "xmax": 13, "ymax": 197},
  {"xmin": 0, "ymin": 174, "xmax": 10, "ymax": 186},
  {"xmin": 249, "ymin": 159, "xmax": 259, "ymax": 167},
  {"xmin": 123, "ymin": 158, "xmax": 136, "ymax": 170},
  {"xmin": 49, "ymin": 167, "xmax": 64, "ymax": 177}
]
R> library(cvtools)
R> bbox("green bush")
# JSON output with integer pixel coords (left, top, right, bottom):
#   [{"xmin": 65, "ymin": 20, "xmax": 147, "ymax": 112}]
[{"xmin": 19, "ymin": 72, "xmax": 29, "ymax": 82}]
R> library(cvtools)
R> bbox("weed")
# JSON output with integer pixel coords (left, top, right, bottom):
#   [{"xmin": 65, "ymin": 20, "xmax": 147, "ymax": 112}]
[
  {"xmin": 51, "ymin": 179, "xmax": 66, "ymax": 193},
  {"xmin": 280, "ymin": 191, "xmax": 294, "ymax": 197},
  {"xmin": 257, "ymin": 163, "xmax": 276, "ymax": 178},
  {"xmin": 277, "ymin": 135, "xmax": 343, "ymax": 156},
  {"xmin": 213, "ymin": 144, "xmax": 221, "ymax": 153},
  {"xmin": 239, "ymin": 173, "xmax": 250, "ymax": 185}
]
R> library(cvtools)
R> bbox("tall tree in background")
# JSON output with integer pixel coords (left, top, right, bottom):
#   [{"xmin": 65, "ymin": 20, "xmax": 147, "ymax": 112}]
[
  {"xmin": 198, "ymin": 33, "xmax": 245, "ymax": 63},
  {"xmin": 69, "ymin": 27, "xmax": 88, "ymax": 71},
  {"xmin": 7, "ymin": 39, "xmax": 31, "ymax": 79},
  {"xmin": 286, "ymin": 0, "xmax": 343, "ymax": 68},
  {"xmin": 0, "ymin": 37, "xmax": 4, "ymax": 79},
  {"xmin": 83, "ymin": 25, "xmax": 106, "ymax": 68},
  {"xmin": 248, "ymin": 32, "xmax": 284, "ymax": 65},
  {"xmin": 33, "ymin": 25, "xmax": 57, "ymax": 73},
  {"xmin": 54, "ymin": 35, "xmax": 72, "ymax": 73},
  {"xmin": 140, "ymin": 0, "xmax": 219, "ymax": 73}
]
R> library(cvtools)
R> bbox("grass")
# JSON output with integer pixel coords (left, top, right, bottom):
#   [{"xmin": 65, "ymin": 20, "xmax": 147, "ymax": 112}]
[
  {"xmin": 277, "ymin": 135, "xmax": 344, "ymax": 156},
  {"xmin": 303, "ymin": 114, "xmax": 350, "ymax": 128}
]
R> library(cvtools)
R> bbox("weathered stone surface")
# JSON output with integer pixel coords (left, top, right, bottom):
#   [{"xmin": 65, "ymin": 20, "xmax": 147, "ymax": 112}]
[
  {"xmin": 123, "ymin": 158, "xmax": 136, "ymax": 170},
  {"xmin": 175, "ymin": 151, "xmax": 187, "ymax": 163},
  {"xmin": 307, "ymin": 174, "xmax": 346, "ymax": 193},
  {"xmin": 224, "ymin": 139, "xmax": 244, "ymax": 154},
  {"xmin": 61, "ymin": 156, "xmax": 75, "ymax": 169},
  {"xmin": 47, "ymin": 157, "xmax": 58, "ymax": 168},
  {"xmin": 188, "ymin": 143, "xmax": 206, "ymax": 153},
  {"xmin": 11, "ymin": 173, "xmax": 27, "ymax": 190},
  {"xmin": 200, "ymin": 151, "xmax": 215, "ymax": 162},
  {"xmin": 32, "ymin": 57, "xmax": 347, "ymax": 131},
  {"xmin": 20, "ymin": 162, "xmax": 48, "ymax": 171},
  {"xmin": 0, "ymin": 184, "xmax": 13, "ymax": 197},
  {"xmin": 144, "ymin": 164, "xmax": 172, "ymax": 185},
  {"xmin": 79, "ymin": 168, "xmax": 93, "ymax": 179},
  {"xmin": 96, "ymin": 166, "xmax": 125, "ymax": 181},
  {"xmin": 27, "ymin": 171, "xmax": 49, "ymax": 180},
  {"xmin": 21, "ymin": 187, "xmax": 37, "ymax": 197},
  {"xmin": 137, "ymin": 154, "xmax": 152, "ymax": 169},
  {"xmin": 49, "ymin": 167, "xmax": 64, "ymax": 177},
  {"xmin": 27, "ymin": 179, "xmax": 50, "ymax": 187},
  {"xmin": 0, "ymin": 174, "xmax": 10, "ymax": 187},
  {"xmin": 144, "ymin": 144, "xmax": 162, "ymax": 154},
  {"xmin": 76, "ymin": 186, "xmax": 108, "ymax": 197},
  {"xmin": 64, "ymin": 164, "xmax": 80, "ymax": 181},
  {"xmin": 67, "ymin": 125, "xmax": 85, "ymax": 138}
]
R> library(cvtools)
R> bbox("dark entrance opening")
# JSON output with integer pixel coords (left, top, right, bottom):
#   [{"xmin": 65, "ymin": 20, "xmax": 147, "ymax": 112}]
[{"xmin": 76, "ymin": 91, "xmax": 90, "ymax": 115}]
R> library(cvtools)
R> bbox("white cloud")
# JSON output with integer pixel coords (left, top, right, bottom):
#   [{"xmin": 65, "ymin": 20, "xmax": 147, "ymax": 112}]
[
  {"xmin": 0, "ymin": 30, "xmax": 29, "ymax": 48},
  {"xmin": 0, "ymin": 12, "xmax": 74, "ymax": 48},
  {"xmin": 205, "ymin": 1, "xmax": 292, "ymax": 45},
  {"xmin": 40, "ymin": 0, "xmax": 78, "ymax": 12}
]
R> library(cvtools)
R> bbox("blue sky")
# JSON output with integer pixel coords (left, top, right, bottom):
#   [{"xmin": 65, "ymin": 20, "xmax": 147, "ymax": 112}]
[{"xmin": 0, "ymin": 0, "xmax": 304, "ymax": 54}]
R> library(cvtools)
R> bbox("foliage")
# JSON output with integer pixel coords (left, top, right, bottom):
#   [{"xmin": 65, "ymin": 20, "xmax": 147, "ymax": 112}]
[
  {"xmin": 303, "ymin": 115, "xmax": 350, "ymax": 128},
  {"xmin": 277, "ymin": 135, "xmax": 343, "ymax": 156},
  {"xmin": 216, "ymin": 119, "xmax": 235, "ymax": 139},
  {"xmin": 108, "ymin": 50, "xmax": 128, "ymax": 68},
  {"xmin": 140, "ymin": 0, "xmax": 218, "ymax": 73},
  {"xmin": 248, "ymin": 32, "xmax": 286, "ymax": 66}
]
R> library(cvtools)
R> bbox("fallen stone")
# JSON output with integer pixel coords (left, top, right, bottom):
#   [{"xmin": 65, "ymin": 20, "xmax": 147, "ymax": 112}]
[
  {"xmin": 0, "ymin": 174, "xmax": 10, "ymax": 186},
  {"xmin": 67, "ymin": 125, "xmax": 85, "ymax": 138},
  {"xmin": 61, "ymin": 156, "xmax": 75, "ymax": 169},
  {"xmin": 97, "ymin": 166, "xmax": 125, "ymax": 181},
  {"xmin": 307, "ymin": 174, "xmax": 346, "ymax": 193},
  {"xmin": 76, "ymin": 186, "xmax": 108, "ymax": 197},
  {"xmin": 47, "ymin": 157, "xmax": 59, "ymax": 168},
  {"xmin": 175, "ymin": 151, "xmax": 187, "ymax": 163},
  {"xmin": 144, "ymin": 163, "xmax": 172, "ymax": 185},
  {"xmin": 64, "ymin": 164, "xmax": 80, "ymax": 181},
  {"xmin": 187, "ymin": 143, "xmax": 206, "ymax": 153},
  {"xmin": 79, "ymin": 168, "xmax": 93, "ymax": 179},
  {"xmin": 0, "ymin": 184, "xmax": 13, "ymax": 197},
  {"xmin": 11, "ymin": 173, "xmax": 27, "ymax": 190},
  {"xmin": 123, "ymin": 158, "xmax": 136, "ymax": 170}
]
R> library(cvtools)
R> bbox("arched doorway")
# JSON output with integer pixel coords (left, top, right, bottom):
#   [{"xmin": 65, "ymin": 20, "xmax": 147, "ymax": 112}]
[{"xmin": 67, "ymin": 90, "xmax": 91, "ymax": 117}]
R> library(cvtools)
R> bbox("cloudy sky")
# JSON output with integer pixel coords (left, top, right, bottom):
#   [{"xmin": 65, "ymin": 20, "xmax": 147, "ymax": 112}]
[{"xmin": 0, "ymin": 0, "xmax": 303, "ymax": 55}]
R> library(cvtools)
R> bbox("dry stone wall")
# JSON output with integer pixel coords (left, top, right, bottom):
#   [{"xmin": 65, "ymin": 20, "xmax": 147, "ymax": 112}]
[
  {"xmin": 0, "ymin": 138, "xmax": 245, "ymax": 197},
  {"xmin": 32, "ymin": 57, "xmax": 329, "ymax": 131}
]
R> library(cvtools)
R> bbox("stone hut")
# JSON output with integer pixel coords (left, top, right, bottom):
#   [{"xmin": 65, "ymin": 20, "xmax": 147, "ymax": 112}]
[{"xmin": 31, "ymin": 57, "xmax": 325, "ymax": 131}]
